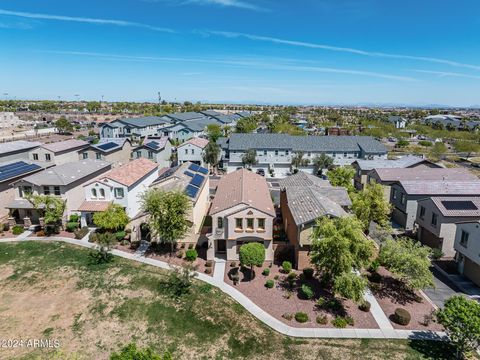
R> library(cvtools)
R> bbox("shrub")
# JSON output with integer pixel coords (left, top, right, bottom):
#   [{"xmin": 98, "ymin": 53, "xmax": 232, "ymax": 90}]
[
  {"xmin": 332, "ymin": 316, "xmax": 348, "ymax": 328},
  {"xmin": 115, "ymin": 230, "xmax": 126, "ymax": 241},
  {"xmin": 74, "ymin": 226, "xmax": 89, "ymax": 240},
  {"xmin": 346, "ymin": 316, "xmax": 354, "ymax": 326},
  {"xmin": 303, "ymin": 267, "xmax": 314, "ymax": 279},
  {"xmin": 282, "ymin": 313, "xmax": 293, "ymax": 321},
  {"xmin": 369, "ymin": 259, "xmax": 380, "ymax": 272},
  {"xmin": 230, "ymin": 261, "xmax": 237, "ymax": 267},
  {"xmin": 317, "ymin": 297, "xmax": 343, "ymax": 312},
  {"xmin": 66, "ymin": 222, "xmax": 79, "ymax": 232},
  {"xmin": 88, "ymin": 232, "xmax": 98, "ymax": 243},
  {"xmin": 301, "ymin": 284, "xmax": 314, "ymax": 299},
  {"xmin": 69, "ymin": 214, "xmax": 80, "ymax": 223},
  {"xmin": 274, "ymin": 275, "xmax": 279, "ymax": 280},
  {"xmin": 3, "ymin": 223, "xmax": 10, "ymax": 231},
  {"xmin": 359, "ymin": 301, "xmax": 371, "ymax": 312},
  {"xmin": 204, "ymin": 268, "xmax": 212, "ymax": 274},
  {"xmin": 316, "ymin": 314, "xmax": 328, "ymax": 325},
  {"xmin": 393, "ymin": 308, "xmax": 411, "ymax": 325},
  {"xmin": 12, "ymin": 225, "xmax": 24, "ymax": 235},
  {"xmin": 188, "ymin": 243, "xmax": 194, "ymax": 249},
  {"xmin": 265, "ymin": 279, "xmax": 274, "ymax": 288},
  {"xmin": 262, "ymin": 268, "xmax": 270, "ymax": 276},
  {"xmin": 294, "ymin": 312, "xmax": 309, "ymax": 323},
  {"xmin": 419, "ymin": 140, "xmax": 433, "ymax": 147},
  {"xmin": 282, "ymin": 261, "xmax": 292, "ymax": 273},
  {"xmin": 185, "ymin": 249, "xmax": 198, "ymax": 261},
  {"xmin": 36, "ymin": 230, "xmax": 46, "ymax": 237},
  {"xmin": 431, "ymin": 248, "xmax": 444, "ymax": 260},
  {"xmin": 176, "ymin": 251, "xmax": 184, "ymax": 259},
  {"xmin": 205, "ymin": 260, "xmax": 213, "ymax": 267}
]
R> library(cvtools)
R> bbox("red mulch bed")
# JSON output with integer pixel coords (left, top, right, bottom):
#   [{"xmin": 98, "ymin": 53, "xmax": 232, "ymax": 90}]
[
  {"xmin": 0, "ymin": 231, "xmax": 16, "ymax": 238},
  {"xmin": 27, "ymin": 230, "xmax": 76, "ymax": 239},
  {"xmin": 370, "ymin": 267, "xmax": 443, "ymax": 331},
  {"xmin": 224, "ymin": 261, "xmax": 378, "ymax": 329}
]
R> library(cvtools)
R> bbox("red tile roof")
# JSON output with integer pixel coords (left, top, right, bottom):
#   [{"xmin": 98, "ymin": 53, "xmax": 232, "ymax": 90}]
[
  {"xmin": 78, "ymin": 200, "xmax": 112, "ymax": 212},
  {"xmin": 179, "ymin": 137, "xmax": 209, "ymax": 149},
  {"xmin": 101, "ymin": 158, "xmax": 158, "ymax": 187}
]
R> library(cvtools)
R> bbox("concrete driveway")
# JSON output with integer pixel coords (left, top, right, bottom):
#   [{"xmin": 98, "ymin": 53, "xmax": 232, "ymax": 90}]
[{"xmin": 423, "ymin": 267, "xmax": 461, "ymax": 308}]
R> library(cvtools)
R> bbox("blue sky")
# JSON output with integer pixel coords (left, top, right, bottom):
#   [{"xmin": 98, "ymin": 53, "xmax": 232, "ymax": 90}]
[{"xmin": 1, "ymin": 0, "xmax": 480, "ymax": 106}]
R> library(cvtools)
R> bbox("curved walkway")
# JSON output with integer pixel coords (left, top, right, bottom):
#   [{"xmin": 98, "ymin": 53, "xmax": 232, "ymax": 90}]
[{"xmin": 0, "ymin": 235, "xmax": 447, "ymax": 341}]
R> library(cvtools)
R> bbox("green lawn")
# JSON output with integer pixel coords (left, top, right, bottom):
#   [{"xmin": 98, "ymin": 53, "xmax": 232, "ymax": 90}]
[{"xmin": 0, "ymin": 241, "xmax": 457, "ymax": 360}]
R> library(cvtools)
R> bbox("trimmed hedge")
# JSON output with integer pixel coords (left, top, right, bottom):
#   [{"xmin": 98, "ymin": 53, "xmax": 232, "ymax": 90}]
[
  {"xmin": 262, "ymin": 268, "xmax": 270, "ymax": 276},
  {"xmin": 295, "ymin": 312, "xmax": 309, "ymax": 323},
  {"xmin": 265, "ymin": 280, "xmax": 274, "ymax": 288},
  {"xmin": 282, "ymin": 261, "xmax": 292, "ymax": 273},
  {"xmin": 301, "ymin": 284, "xmax": 314, "ymax": 299},
  {"xmin": 332, "ymin": 316, "xmax": 348, "ymax": 328},
  {"xmin": 115, "ymin": 230, "xmax": 126, "ymax": 241},
  {"xmin": 185, "ymin": 249, "xmax": 198, "ymax": 261},
  {"xmin": 359, "ymin": 301, "xmax": 371, "ymax": 312},
  {"xmin": 12, "ymin": 225, "xmax": 24, "ymax": 235},
  {"xmin": 393, "ymin": 308, "xmax": 411, "ymax": 325},
  {"xmin": 66, "ymin": 222, "xmax": 79, "ymax": 232}
]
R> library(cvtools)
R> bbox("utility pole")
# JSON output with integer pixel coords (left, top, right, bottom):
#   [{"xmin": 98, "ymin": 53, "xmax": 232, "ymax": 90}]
[{"xmin": 158, "ymin": 91, "xmax": 162, "ymax": 105}]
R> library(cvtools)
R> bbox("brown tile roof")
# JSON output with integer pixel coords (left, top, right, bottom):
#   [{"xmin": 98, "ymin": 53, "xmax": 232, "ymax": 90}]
[
  {"xmin": 426, "ymin": 197, "xmax": 480, "ymax": 217},
  {"xmin": 179, "ymin": 137, "xmax": 209, "ymax": 149},
  {"xmin": 372, "ymin": 167, "xmax": 477, "ymax": 182},
  {"xmin": 101, "ymin": 158, "xmax": 158, "ymax": 187},
  {"xmin": 78, "ymin": 200, "xmax": 112, "ymax": 212},
  {"xmin": 42, "ymin": 139, "xmax": 89, "ymax": 153},
  {"xmin": 210, "ymin": 169, "xmax": 275, "ymax": 216}
]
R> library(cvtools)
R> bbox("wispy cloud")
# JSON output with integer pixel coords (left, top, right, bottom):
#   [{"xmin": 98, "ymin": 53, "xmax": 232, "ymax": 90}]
[
  {"xmin": 38, "ymin": 50, "xmax": 415, "ymax": 81},
  {"xmin": 187, "ymin": 0, "xmax": 263, "ymax": 11},
  {"xmin": 207, "ymin": 31, "xmax": 480, "ymax": 71},
  {"xmin": 411, "ymin": 69, "xmax": 480, "ymax": 80},
  {"xmin": 0, "ymin": 9, "xmax": 174, "ymax": 32}
]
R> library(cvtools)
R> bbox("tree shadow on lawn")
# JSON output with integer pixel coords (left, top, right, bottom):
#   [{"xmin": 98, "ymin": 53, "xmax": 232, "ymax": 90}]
[
  {"xmin": 408, "ymin": 338, "xmax": 456, "ymax": 360},
  {"xmin": 370, "ymin": 272, "xmax": 419, "ymax": 306}
]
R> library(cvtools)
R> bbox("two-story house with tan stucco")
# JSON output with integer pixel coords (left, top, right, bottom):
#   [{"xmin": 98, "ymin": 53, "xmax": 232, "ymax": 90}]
[
  {"xmin": 454, "ymin": 221, "xmax": 480, "ymax": 287},
  {"xmin": 29, "ymin": 139, "xmax": 89, "ymax": 166},
  {"xmin": 208, "ymin": 168, "xmax": 275, "ymax": 261},
  {"xmin": 80, "ymin": 138, "xmax": 133, "ymax": 167}
]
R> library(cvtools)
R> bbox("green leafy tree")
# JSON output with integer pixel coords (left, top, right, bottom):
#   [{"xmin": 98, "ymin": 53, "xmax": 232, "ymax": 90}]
[
  {"xmin": 140, "ymin": 189, "xmax": 191, "ymax": 254},
  {"xmin": 333, "ymin": 272, "xmax": 368, "ymax": 304},
  {"xmin": 55, "ymin": 116, "xmax": 74, "ymax": 133},
  {"xmin": 436, "ymin": 295, "xmax": 480, "ymax": 359},
  {"xmin": 166, "ymin": 263, "xmax": 198, "ymax": 297},
  {"xmin": 236, "ymin": 116, "xmax": 258, "ymax": 133},
  {"xmin": 312, "ymin": 153, "xmax": 333, "ymax": 176},
  {"xmin": 396, "ymin": 139, "xmax": 409, "ymax": 148},
  {"xmin": 242, "ymin": 149, "xmax": 258, "ymax": 169},
  {"xmin": 351, "ymin": 183, "xmax": 392, "ymax": 230},
  {"xmin": 86, "ymin": 101, "xmax": 101, "ymax": 113},
  {"xmin": 239, "ymin": 242, "xmax": 265, "ymax": 278},
  {"xmin": 429, "ymin": 142, "xmax": 447, "ymax": 161},
  {"xmin": 203, "ymin": 142, "xmax": 220, "ymax": 171},
  {"xmin": 327, "ymin": 166, "xmax": 355, "ymax": 190},
  {"xmin": 28, "ymin": 194, "xmax": 66, "ymax": 226},
  {"xmin": 93, "ymin": 204, "xmax": 129, "ymax": 232},
  {"xmin": 206, "ymin": 124, "xmax": 222, "ymax": 142},
  {"xmin": 379, "ymin": 237, "xmax": 434, "ymax": 290},
  {"xmin": 291, "ymin": 151, "xmax": 310, "ymax": 171},
  {"xmin": 311, "ymin": 216, "xmax": 374, "ymax": 300},
  {"xmin": 454, "ymin": 140, "xmax": 480, "ymax": 159},
  {"xmin": 90, "ymin": 232, "xmax": 116, "ymax": 264},
  {"xmin": 110, "ymin": 342, "xmax": 166, "ymax": 360}
]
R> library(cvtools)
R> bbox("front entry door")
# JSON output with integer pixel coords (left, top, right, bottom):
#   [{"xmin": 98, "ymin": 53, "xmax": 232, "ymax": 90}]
[{"xmin": 217, "ymin": 239, "xmax": 226, "ymax": 253}]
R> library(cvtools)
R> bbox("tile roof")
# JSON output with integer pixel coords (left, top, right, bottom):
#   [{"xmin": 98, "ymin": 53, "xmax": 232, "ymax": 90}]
[
  {"xmin": 210, "ymin": 168, "xmax": 275, "ymax": 216},
  {"xmin": 77, "ymin": 200, "xmax": 112, "ymax": 212},
  {"xmin": 226, "ymin": 134, "xmax": 386, "ymax": 154},
  {"xmin": 41, "ymin": 139, "xmax": 88, "ymax": 153},
  {"xmin": 92, "ymin": 138, "xmax": 129, "ymax": 153},
  {"xmin": 179, "ymin": 137, "xmax": 209, "ymax": 149},
  {"xmin": 163, "ymin": 112, "xmax": 206, "ymax": 122},
  {"xmin": 21, "ymin": 160, "xmax": 111, "ymax": 186},
  {"xmin": 354, "ymin": 155, "xmax": 433, "ymax": 171},
  {"xmin": 372, "ymin": 167, "xmax": 477, "ymax": 182},
  {"xmin": 0, "ymin": 140, "xmax": 41, "ymax": 155},
  {"xmin": 400, "ymin": 180, "xmax": 480, "ymax": 195},
  {"xmin": 424, "ymin": 197, "xmax": 480, "ymax": 217},
  {"xmin": 99, "ymin": 158, "xmax": 158, "ymax": 187},
  {"xmin": 117, "ymin": 116, "xmax": 172, "ymax": 128}
]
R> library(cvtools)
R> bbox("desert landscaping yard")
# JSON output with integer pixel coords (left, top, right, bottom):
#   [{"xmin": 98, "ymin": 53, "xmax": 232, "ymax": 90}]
[{"xmin": 0, "ymin": 241, "xmax": 459, "ymax": 360}]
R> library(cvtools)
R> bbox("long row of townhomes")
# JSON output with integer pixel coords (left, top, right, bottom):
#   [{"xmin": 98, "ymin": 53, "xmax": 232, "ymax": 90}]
[{"xmin": 1, "ymin": 112, "xmax": 480, "ymax": 288}]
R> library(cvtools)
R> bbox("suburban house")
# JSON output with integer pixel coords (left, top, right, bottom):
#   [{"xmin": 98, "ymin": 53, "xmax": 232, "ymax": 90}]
[
  {"xmin": 0, "ymin": 140, "xmax": 42, "ymax": 162},
  {"xmin": 29, "ymin": 139, "xmax": 89, "ymax": 166},
  {"xmin": 352, "ymin": 155, "xmax": 440, "ymax": 190},
  {"xmin": 279, "ymin": 172, "xmax": 352, "ymax": 269},
  {"xmin": 129, "ymin": 162, "xmax": 210, "ymax": 245},
  {"xmin": 208, "ymin": 168, "xmax": 275, "ymax": 261},
  {"xmin": 81, "ymin": 138, "xmax": 133, "ymax": 167},
  {"xmin": 388, "ymin": 176, "xmax": 480, "ymax": 231},
  {"xmin": 454, "ymin": 221, "xmax": 480, "ymax": 286},
  {"xmin": 218, "ymin": 134, "xmax": 387, "ymax": 178},
  {"xmin": 0, "ymin": 160, "xmax": 46, "ymax": 220},
  {"xmin": 368, "ymin": 167, "xmax": 476, "ymax": 202},
  {"xmin": 78, "ymin": 158, "xmax": 158, "ymax": 227},
  {"xmin": 100, "ymin": 116, "xmax": 173, "ymax": 140},
  {"xmin": 416, "ymin": 197, "xmax": 480, "ymax": 257},
  {"xmin": 7, "ymin": 160, "xmax": 112, "ymax": 226},
  {"xmin": 177, "ymin": 137, "xmax": 209, "ymax": 167},
  {"xmin": 132, "ymin": 136, "xmax": 172, "ymax": 168},
  {"xmin": 387, "ymin": 116, "xmax": 407, "ymax": 129},
  {"xmin": 163, "ymin": 117, "xmax": 222, "ymax": 143}
]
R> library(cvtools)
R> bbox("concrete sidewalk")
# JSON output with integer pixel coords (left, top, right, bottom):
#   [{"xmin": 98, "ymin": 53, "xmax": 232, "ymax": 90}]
[{"xmin": 0, "ymin": 237, "xmax": 447, "ymax": 340}]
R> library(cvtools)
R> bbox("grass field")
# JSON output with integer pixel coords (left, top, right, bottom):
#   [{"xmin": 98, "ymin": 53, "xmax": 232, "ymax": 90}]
[{"xmin": 0, "ymin": 241, "xmax": 457, "ymax": 360}]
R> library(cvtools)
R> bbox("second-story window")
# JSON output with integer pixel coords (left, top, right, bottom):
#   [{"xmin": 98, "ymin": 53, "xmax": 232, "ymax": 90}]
[
  {"xmin": 419, "ymin": 206, "xmax": 426, "ymax": 219},
  {"xmin": 431, "ymin": 212, "xmax": 438, "ymax": 227},
  {"xmin": 217, "ymin": 217, "xmax": 223, "ymax": 229},
  {"xmin": 235, "ymin": 218, "xmax": 243, "ymax": 230},
  {"xmin": 460, "ymin": 230, "xmax": 469, "ymax": 247},
  {"xmin": 148, "ymin": 151, "xmax": 154, "ymax": 159},
  {"xmin": 82, "ymin": 152, "xmax": 88, "ymax": 159},
  {"xmin": 247, "ymin": 218, "xmax": 254, "ymax": 230},
  {"xmin": 45, "ymin": 153, "xmax": 51, "ymax": 161},
  {"xmin": 136, "ymin": 151, "xmax": 141, "ymax": 158},
  {"xmin": 91, "ymin": 188, "xmax": 97, "ymax": 199},
  {"xmin": 96, "ymin": 153, "xmax": 101, "ymax": 160},
  {"xmin": 33, "ymin": 153, "xmax": 39, "ymax": 161},
  {"xmin": 275, "ymin": 150, "xmax": 278, "ymax": 156},
  {"xmin": 191, "ymin": 149, "xmax": 194, "ymax": 155},
  {"xmin": 185, "ymin": 149, "xmax": 188, "ymax": 155},
  {"xmin": 54, "ymin": 186, "xmax": 60, "ymax": 196},
  {"xmin": 43, "ymin": 186, "xmax": 50, "ymax": 195},
  {"xmin": 263, "ymin": 150, "xmax": 267, "ymax": 156},
  {"xmin": 114, "ymin": 188, "xmax": 124, "ymax": 198},
  {"xmin": 400, "ymin": 193, "xmax": 406, "ymax": 205},
  {"xmin": 392, "ymin": 189, "xmax": 397, "ymax": 200},
  {"xmin": 99, "ymin": 188, "xmax": 105, "ymax": 199},
  {"xmin": 258, "ymin": 218, "xmax": 265, "ymax": 230}
]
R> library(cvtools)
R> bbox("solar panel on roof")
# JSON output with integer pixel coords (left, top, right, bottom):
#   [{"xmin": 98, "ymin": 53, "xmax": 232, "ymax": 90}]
[
  {"xmin": 97, "ymin": 142, "xmax": 118, "ymax": 151},
  {"xmin": 185, "ymin": 184, "xmax": 199, "ymax": 198},
  {"xmin": 0, "ymin": 161, "xmax": 41, "ymax": 182},
  {"xmin": 190, "ymin": 174, "xmax": 205, "ymax": 187},
  {"xmin": 184, "ymin": 171, "xmax": 194, "ymax": 177},
  {"xmin": 198, "ymin": 166, "xmax": 208, "ymax": 175},
  {"xmin": 188, "ymin": 163, "xmax": 200, "ymax": 172},
  {"xmin": 442, "ymin": 200, "xmax": 478, "ymax": 211}
]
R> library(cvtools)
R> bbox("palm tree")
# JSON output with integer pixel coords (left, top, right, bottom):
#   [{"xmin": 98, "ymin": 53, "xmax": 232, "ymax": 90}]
[{"xmin": 312, "ymin": 153, "xmax": 333, "ymax": 176}]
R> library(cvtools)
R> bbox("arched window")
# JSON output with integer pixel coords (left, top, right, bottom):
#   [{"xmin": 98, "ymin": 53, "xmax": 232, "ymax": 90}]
[
  {"xmin": 99, "ymin": 188, "xmax": 105, "ymax": 199},
  {"xmin": 91, "ymin": 188, "xmax": 97, "ymax": 198}
]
